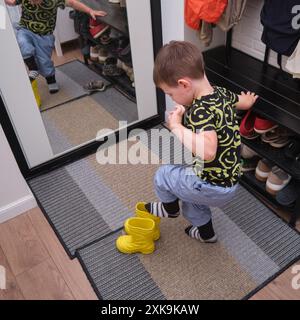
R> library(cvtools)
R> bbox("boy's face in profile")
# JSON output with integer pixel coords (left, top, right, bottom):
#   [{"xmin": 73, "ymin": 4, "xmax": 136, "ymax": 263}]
[{"xmin": 160, "ymin": 81, "xmax": 194, "ymax": 107}]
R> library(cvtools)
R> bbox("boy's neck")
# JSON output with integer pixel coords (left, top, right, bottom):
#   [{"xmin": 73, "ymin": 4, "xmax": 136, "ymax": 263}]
[{"xmin": 193, "ymin": 75, "xmax": 214, "ymax": 100}]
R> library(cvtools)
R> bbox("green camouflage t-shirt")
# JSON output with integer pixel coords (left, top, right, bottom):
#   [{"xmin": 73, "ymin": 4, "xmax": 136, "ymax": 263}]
[
  {"xmin": 183, "ymin": 86, "xmax": 241, "ymax": 188},
  {"xmin": 16, "ymin": 0, "xmax": 66, "ymax": 35}
]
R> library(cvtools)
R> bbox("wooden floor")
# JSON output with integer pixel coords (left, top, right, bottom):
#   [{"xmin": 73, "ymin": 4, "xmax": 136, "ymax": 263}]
[{"xmin": 1, "ymin": 42, "xmax": 299, "ymax": 300}]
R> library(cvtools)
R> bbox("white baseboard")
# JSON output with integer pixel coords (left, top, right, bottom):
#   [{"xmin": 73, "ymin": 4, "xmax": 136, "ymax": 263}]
[{"xmin": 0, "ymin": 195, "xmax": 37, "ymax": 223}]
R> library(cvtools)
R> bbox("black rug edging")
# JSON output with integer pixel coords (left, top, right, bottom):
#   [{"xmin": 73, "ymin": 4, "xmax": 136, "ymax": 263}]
[
  {"xmin": 74, "ymin": 227, "xmax": 124, "ymax": 300},
  {"xmin": 27, "ymin": 182, "xmax": 75, "ymax": 259}
]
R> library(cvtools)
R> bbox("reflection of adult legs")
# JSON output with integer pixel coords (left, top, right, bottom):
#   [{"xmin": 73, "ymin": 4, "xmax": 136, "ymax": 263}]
[{"xmin": 16, "ymin": 28, "xmax": 39, "ymax": 81}]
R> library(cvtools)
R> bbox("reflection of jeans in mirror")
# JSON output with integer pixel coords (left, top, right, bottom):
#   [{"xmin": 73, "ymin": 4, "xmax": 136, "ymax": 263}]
[{"xmin": 14, "ymin": 24, "xmax": 55, "ymax": 78}]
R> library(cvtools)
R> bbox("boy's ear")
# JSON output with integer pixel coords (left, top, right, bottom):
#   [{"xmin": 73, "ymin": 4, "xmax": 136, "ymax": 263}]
[{"xmin": 177, "ymin": 78, "xmax": 191, "ymax": 88}]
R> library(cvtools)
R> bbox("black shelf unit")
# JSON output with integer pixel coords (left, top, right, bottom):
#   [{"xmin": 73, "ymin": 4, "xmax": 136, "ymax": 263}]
[
  {"xmin": 77, "ymin": 1, "xmax": 135, "ymax": 101},
  {"xmin": 81, "ymin": 0, "xmax": 129, "ymax": 36},
  {"xmin": 204, "ymin": 44, "xmax": 300, "ymax": 226},
  {"xmin": 242, "ymin": 137, "xmax": 300, "ymax": 179}
]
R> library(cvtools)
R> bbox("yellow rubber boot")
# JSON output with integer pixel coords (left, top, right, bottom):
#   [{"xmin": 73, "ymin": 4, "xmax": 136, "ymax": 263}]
[
  {"xmin": 116, "ymin": 217, "xmax": 155, "ymax": 254},
  {"xmin": 135, "ymin": 202, "xmax": 161, "ymax": 240},
  {"xmin": 31, "ymin": 79, "xmax": 41, "ymax": 108}
]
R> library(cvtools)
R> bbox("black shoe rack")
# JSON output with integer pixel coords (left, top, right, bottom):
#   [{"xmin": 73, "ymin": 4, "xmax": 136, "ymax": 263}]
[{"xmin": 203, "ymin": 44, "xmax": 300, "ymax": 227}]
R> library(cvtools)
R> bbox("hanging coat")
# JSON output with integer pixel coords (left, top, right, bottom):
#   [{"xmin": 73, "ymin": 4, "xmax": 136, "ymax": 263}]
[
  {"xmin": 261, "ymin": 0, "xmax": 300, "ymax": 56},
  {"xmin": 197, "ymin": 0, "xmax": 247, "ymax": 47},
  {"xmin": 286, "ymin": 40, "xmax": 300, "ymax": 79},
  {"xmin": 185, "ymin": 0, "xmax": 228, "ymax": 30}
]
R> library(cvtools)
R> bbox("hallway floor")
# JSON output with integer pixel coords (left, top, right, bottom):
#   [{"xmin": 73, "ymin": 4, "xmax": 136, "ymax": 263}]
[{"xmin": 0, "ymin": 205, "xmax": 299, "ymax": 300}]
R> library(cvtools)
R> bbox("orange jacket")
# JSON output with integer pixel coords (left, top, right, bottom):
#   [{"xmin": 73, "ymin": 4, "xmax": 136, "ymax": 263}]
[{"xmin": 185, "ymin": 0, "xmax": 228, "ymax": 30}]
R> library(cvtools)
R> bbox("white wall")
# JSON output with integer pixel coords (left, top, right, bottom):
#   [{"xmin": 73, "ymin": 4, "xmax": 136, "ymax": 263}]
[
  {"xmin": 231, "ymin": 0, "xmax": 286, "ymax": 69},
  {"xmin": 0, "ymin": 125, "xmax": 36, "ymax": 223},
  {"xmin": 161, "ymin": 0, "xmax": 226, "ymax": 113},
  {"xmin": 0, "ymin": 0, "xmax": 54, "ymax": 168}
]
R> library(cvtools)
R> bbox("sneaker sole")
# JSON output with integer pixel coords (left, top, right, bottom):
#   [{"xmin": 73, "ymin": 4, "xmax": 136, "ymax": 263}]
[
  {"xmin": 254, "ymin": 125, "xmax": 278, "ymax": 134},
  {"xmin": 266, "ymin": 176, "xmax": 292, "ymax": 195},
  {"xmin": 255, "ymin": 166, "xmax": 270, "ymax": 182},
  {"xmin": 269, "ymin": 140, "xmax": 290, "ymax": 148}
]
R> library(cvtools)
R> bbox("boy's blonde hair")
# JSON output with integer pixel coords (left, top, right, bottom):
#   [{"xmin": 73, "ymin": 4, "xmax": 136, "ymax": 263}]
[{"xmin": 153, "ymin": 41, "xmax": 205, "ymax": 87}]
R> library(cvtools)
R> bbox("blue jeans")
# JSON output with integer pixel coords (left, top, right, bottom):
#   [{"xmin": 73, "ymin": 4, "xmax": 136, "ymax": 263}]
[
  {"xmin": 15, "ymin": 26, "xmax": 55, "ymax": 78},
  {"xmin": 154, "ymin": 165, "xmax": 238, "ymax": 227}
]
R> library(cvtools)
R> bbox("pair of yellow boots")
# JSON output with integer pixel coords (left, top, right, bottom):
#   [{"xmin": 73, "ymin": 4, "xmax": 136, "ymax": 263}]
[{"xmin": 116, "ymin": 202, "xmax": 161, "ymax": 255}]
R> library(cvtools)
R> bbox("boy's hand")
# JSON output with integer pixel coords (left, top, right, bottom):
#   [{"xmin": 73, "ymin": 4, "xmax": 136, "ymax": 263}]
[
  {"xmin": 89, "ymin": 9, "xmax": 107, "ymax": 20},
  {"xmin": 167, "ymin": 105, "xmax": 185, "ymax": 130},
  {"xmin": 236, "ymin": 91, "xmax": 259, "ymax": 110}
]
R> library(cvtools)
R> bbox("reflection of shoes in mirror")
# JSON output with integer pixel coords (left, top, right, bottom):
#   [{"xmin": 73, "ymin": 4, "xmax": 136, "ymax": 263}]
[
  {"xmin": 29, "ymin": 70, "xmax": 39, "ymax": 82},
  {"xmin": 83, "ymin": 80, "xmax": 106, "ymax": 93},
  {"xmin": 90, "ymin": 45, "xmax": 100, "ymax": 62},
  {"xmin": 100, "ymin": 34, "xmax": 112, "ymax": 45},
  {"xmin": 120, "ymin": 0, "xmax": 126, "ymax": 7},
  {"xmin": 90, "ymin": 23, "xmax": 109, "ymax": 39},
  {"xmin": 98, "ymin": 48, "xmax": 109, "ymax": 63},
  {"xmin": 48, "ymin": 82, "xmax": 59, "ymax": 94},
  {"xmin": 118, "ymin": 44, "xmax": 132, "ymax": 65},
  {"xmin": 102, "ymin": 57, "xmax": 124, "ymax": 77}
]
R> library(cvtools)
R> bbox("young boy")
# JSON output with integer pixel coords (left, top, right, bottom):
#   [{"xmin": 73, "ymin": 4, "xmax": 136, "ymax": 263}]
[
  {"xmin": 145, "ymin": 41, "xmax": 258, "ymax": 243},
  {"xmin": 5, "ymin": 0, "xmax": 106, "ymax": 93}
]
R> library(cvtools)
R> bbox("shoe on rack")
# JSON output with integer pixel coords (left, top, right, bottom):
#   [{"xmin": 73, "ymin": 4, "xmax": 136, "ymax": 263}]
[
  {"xmin": 269, "ymin": 137, "xmax": 290, "ymax": 148},
  {"xmin": 115, "ymin": 36, "xmax": 130, "ymax": 54},
  {"xmin": 100, "ymin": 34, "xmax": 112, "ymax": 45},
  {"xmin": 109, "ymin": 0, "xmax": 120, "ymax": 3},
  {"xmin": 118, "ymin": 43, "xmax": 132, "ymax": 65},
  {"xmin": 89, "ymin": 23, "xmax": 110, "ymax": 39},
  {"xmin": 102, "ymin": 57, "xmax": 124, "ymax": 77},
  {"xmin": 255, "ymin": 158, "xmax": 272, "ymax": 182},
  {"xmin": 240, "ymin": 110, "xmax": 260, "ymax": 140},
  {"xmin": 254, "ymin": 116, "xmax": 278, "ymax": 134},
  {"xmin": 90, "ymin": 45, "xmax": 100, "ymax": 62},
  {"xmin": 241, "ymin": 143, "xmax": 258, "ymax": 159},
  {"xmin": 83, "ymin": 80, "xmax": 106, "ymax": 93},
  {"xmin": 266, "ymin": 166, "xmax": 292, "ymax": 196},
  {"xmin": 98, "ymin": 48, "xmax": 109, "ymax": 63},
  {"xmin": 89, "ymin": 17, "xmax": 99, "ymax": 28},
  {"xmin": 120, "ymin": 0, "xmax": 126, "ymax": 7},
  {"xmin": 276, "ymin": 180, "xmax": 298, "ymax": 207},
  {"xmin": 241, "ymin": 156, "xmax": 261, "ymax": 172}
]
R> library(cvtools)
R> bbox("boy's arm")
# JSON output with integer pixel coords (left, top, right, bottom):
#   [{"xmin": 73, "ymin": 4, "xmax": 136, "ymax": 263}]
[
  {"xmin": 235, "ymin": 91, "xmax": 258, "ymax": 110},
  {"xmin": 167, "ymin": 106, "xmax": 218, "ymax": 161},
  {"xmin": 4, "ymin": 0, "xmax": 17, "ymax": 6},
  {"xmin": 65, "ymin": 0, "xmax": 106, "ymax": 19}
]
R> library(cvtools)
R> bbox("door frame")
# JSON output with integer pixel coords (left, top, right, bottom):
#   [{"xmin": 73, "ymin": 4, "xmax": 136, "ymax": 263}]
[{"xmin": 0, "ymin": 0, "xmax": 165, "ymax": 180}]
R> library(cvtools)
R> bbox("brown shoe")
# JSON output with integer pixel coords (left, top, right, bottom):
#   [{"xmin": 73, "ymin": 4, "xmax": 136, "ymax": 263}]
[
  {"xmin": 255, "ymin": 159, "xmax": 272, "ymax": 182},
  {"xmin": 266, "ymin": 166, "xmax": 291, "ymax": 196}
]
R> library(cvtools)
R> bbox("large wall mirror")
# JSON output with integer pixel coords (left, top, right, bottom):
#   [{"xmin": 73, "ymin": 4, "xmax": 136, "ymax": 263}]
[{"xmin": 0, "ymin": 0, "xmax": 163, "ymax": 172}]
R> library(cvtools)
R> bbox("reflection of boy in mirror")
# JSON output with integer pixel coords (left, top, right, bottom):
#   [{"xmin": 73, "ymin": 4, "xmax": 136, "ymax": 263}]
[{"xmin": 5, "ymin": 0, "xmax": 107, "ymax": 93}]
